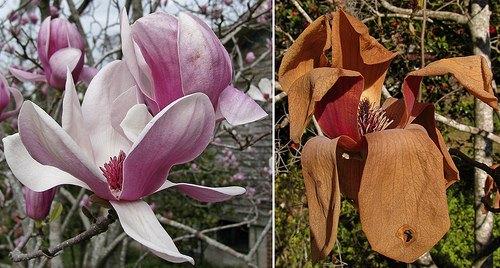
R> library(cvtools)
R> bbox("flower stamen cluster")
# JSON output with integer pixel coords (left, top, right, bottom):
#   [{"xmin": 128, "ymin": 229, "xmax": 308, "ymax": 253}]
[
  {"xmin": 100, "ymin": 150, "xmax": 126, "ymax": 199},
  {"xmin": 357, "ymin": 98, "xmax": 393, "ymax": 136}
]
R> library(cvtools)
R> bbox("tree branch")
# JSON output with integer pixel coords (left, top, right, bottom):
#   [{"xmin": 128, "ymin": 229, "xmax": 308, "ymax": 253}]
[
  {"xmin": 379, "ymin": 0, "xmax": 469, "ymax": 24},
  {"xmin": 9, "ymin": 212, "xmax": 117, "ymax": 262},
  {"xmin": 435, "ymin": 113, "xmax": 500, "ymax": 145}
]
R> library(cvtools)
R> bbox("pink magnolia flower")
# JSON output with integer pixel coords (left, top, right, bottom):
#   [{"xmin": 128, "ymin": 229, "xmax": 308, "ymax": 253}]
[
  {"xmin": 3, "ymin": 63, "xmax": 245, "ymax": 264},
  {"xmin": 0, "ymin": 75, "xmax": 23, "ymax": 122},
  {"xmin": 120, "ymin": 10, "xmax": 266, "ymax": 125},
  {"xmin": 25, "ymin": 187, "xmax": 56, "ymax": 220},
  {"xmin": 9, "ymin": 17, "xmax": 97, "ymax": 90}
]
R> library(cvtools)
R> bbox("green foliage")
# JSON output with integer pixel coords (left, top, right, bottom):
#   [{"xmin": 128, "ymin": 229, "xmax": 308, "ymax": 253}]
[{"xmin": 50, "ymin": 203, "xmax": 63, "ymax": 223}]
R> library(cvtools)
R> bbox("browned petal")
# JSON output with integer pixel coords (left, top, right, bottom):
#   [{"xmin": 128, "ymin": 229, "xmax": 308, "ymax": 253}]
[
  {"xmin": 287, "ymin": 68, "xmax": 363, "ymax": 143},
  {"xmin": 278, "ymin": 15, "xmax": 331, "ymax": 93},
  {"xmin": 331, "ymin": 9, "xmax": 397, "ymax": 106},
  {"xmin": 404, "ymin": 56, "xmax": 498, "ymax": 121},
  {"xmin": 336, "ymin": 147, "xmax": 365, "ymax": 209},
  {"xmin": 359, "ymin": 126, "xmax": 450, "ymax": 263},
  {"xmin": 382, "ymin": 97, "xmax": 408, "ymax": 129},
  {"xmin": 483, "ymin": 174, "xmax": 494, "ymax": 214},
  {"xmin": 301, "ymin": 136, "xmax": 342, "ymax": 265},
  {"xmin": 409, "ymin": 102, "xmax": 459, "ymax": 187}
]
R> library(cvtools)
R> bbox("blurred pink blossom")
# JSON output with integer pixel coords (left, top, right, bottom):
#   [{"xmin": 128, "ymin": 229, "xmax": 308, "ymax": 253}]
[
  {"xmin": 50, "ymin": 6, "xmax": 60, "ymax": 16},
  {"xmin": 20, "ymin": 17, "xmax": 28, "ymax": 25},
  {"xmin": 214, "ymin": 137, "xmax": 222, "ymax": 144},
  {"xmin": 9, "ymin": 12, "xmax": 18, "ymax": 22},
  {"xmin": 223, "ymin": 0, "xmax": 233, "ymax": 5},
  {"xmin": 150, "ymin": 202, "xmax": 157, "ymax": 213},
  {"xmin": 29, "ymin": 13, "xmax": 38, "ymax": 24},
  {"xmin": 245, "ymin": 52, "xmax": 256, "ymax": 63},
  {"xmin": 79, "ymin": 194, "xmax": 91, "ymax": 207}
]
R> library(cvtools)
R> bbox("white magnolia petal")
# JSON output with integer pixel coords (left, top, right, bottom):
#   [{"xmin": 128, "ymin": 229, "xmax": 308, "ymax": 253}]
[
  {"xmin": 62, "ymin": 68, "xmax": 94, "ymax": 162},
  {"xmin": 3, "ymin": 134, "xmax": 91, "ymax": 191},
  {"xmin": 246, "ymin": 84, "xmax": 266, "ymax": 102},
  {"xmin": 110, "ymin": 200, "xmax": 194, "ymax": 264},
  {"xmin": 156, "ymin": 180, "xmax": 245, "ymax": 202},
  {"xmin": 120, "ymin": 104, "xmax": 153, "ymax": 144},
  {"xmin": 81, "ymin": 61, "xmax": 137, "ymax": 166}
]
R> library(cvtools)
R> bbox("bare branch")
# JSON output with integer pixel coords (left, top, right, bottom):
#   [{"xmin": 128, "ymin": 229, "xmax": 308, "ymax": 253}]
[
  {"xmin": 10, "ymin": 212, "xmax": 118, "ymax": 262},
  {"xmin": 380, "ymin": 0, "xmax": 469, "ymax": 24},
  {"xmin": 435, "ymin": 113, "xmax": 500, "ymax": 145}
]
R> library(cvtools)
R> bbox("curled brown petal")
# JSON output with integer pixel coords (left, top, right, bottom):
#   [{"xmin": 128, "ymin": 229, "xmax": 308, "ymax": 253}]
[
  {"xmin": 358, "ymin": 126, "xmax": 450, "ymax": 263},
  {"xmin": 331, "ymin": 9, "xmax": 396, "ymax": 106},
  {"xmin": 278, "ymin": 15, "xmax": 332, "ymax": 93},
  {"xmin": 287, "ymin": 68, "xmax": 362, "ymax": 143},
  {"xmin": 408, "ymin": 102, "xmax": 460, "ymax": 187},
  {"xmin": 403, "ymin": 55, "xmax": 498, "ymax": 122},
  {"xmin": 301, "ymin": 136, "xmax": 342, "ymax": 265}
]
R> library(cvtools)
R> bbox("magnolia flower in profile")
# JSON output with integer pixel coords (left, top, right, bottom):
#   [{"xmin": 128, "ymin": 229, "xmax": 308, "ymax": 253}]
[
  {"xmin": 120, "ymin": 9, "xmax": 266, "ymax": 125},
  {"xmin": 0, "ymin": 74, "xmax": 23, "ymax": 122},
  {"xmin": 25, "ymin": 187, "xmax": 56, "ymax": 220},
  {"xmin": 9, "ymin": 17, "xmax": 97, "ymax": 90},
  {"xmin": 4, "ymin": 63, "xmax": 245, "ymax": 264},
  {"xmin": 279, "ymin": 9, "xmax": 498, "ymax": 264},
  {"xmin": 247, "ymin": 78, "xmax": 271, "ymax": 102}
]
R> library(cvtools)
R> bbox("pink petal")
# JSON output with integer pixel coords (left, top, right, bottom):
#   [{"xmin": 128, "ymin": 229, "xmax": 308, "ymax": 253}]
[
  {"xmin": 178, "ymin": 13, "xmax": 232, "ymax": 108},
  {"xmin": 120, "ymin": 93, "xmax": 215, "ymax": 200},
  {"xmin": 25, "ymin": 187, "xmax": 57, "ymax": 220},
  {"xmin": 217, "ymin": 86, "xmax": 267, "ymax": 125},
  {"xmin": 120, "ymin": 9, "xmax": 157, "ymax": 111},
  {"xmin": 61, "ymin": 69, "xmax": 94, "ymax": 162},
  {"xmin": 47, "ymin": 48, "xmax": 82, "ymax": 89},
  {"xmin": 131, "ymin": 12, "xmax": 183, "ymax": 110},
  {"xmin": 17, "ymin": 101, "xmax": 114, "ymax": 200},
  {"xmin": 37, "ymin": 17, "xmax": 51, "ymax": 68},
  {"xmin": 156, "ymin": 180, "xmax": 246, "ymax": 202},
  {"xmin": 3, "ymin": 134, "xmax": 91, "ymax": 192},
  {"xmin": 81, "ymin": 61, "xmax": 138, "ymax": 167},
  {"xmin": 79, "ymin": 66, "xmax": 99, "ymax": 86},
  {"xmin": 110, "ymin": 200, "xmax": 194, "ymax": 264},
  {"xmin": 8, "ymin": 67, "xmax": 47, "ymax": 83},
  {"xmin": 0, "ymin": 75, "xmax": 11, "ymax": 114},
  {"xmin": 0, "ymin": 84, "xmax": 23, "ymax": 121}
]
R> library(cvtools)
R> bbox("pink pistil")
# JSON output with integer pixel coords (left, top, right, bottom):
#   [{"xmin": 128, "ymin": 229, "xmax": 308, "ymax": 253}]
[{"xmin": 100, "ymin": 150, "xmax": 126, "ymax": 199}]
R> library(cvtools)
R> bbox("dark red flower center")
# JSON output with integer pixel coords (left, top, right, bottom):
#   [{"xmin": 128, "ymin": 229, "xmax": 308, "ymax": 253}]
[
  {"xmin": 357, "ymin": 98, "xmax": 393, "ymax": 136},
  {"xmin": 100, "ymin": 150, "xmax": 126, "ymax": 199}
]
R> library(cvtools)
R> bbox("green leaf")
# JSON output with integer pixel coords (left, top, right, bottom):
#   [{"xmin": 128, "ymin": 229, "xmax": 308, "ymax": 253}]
[{"xmin": 50, "ymin": 203, "xmax": 63, "ymax": 223}]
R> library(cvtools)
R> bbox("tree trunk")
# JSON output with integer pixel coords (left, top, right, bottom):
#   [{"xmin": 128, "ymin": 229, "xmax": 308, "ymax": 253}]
[{"xmin": 469, "ymin": 1, "xmax": 494, "ymax": 267}]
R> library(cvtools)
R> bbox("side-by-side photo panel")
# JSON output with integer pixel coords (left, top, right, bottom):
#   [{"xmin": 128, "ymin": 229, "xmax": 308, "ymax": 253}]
[
  {"xmin": 0, "ymin": 0, "xmax": 272, "ymax": 267},
  {"xmin": 275, "ymin": 1, "xmax": 500, "ymax": 267}
]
